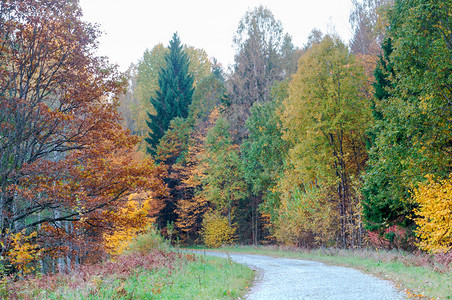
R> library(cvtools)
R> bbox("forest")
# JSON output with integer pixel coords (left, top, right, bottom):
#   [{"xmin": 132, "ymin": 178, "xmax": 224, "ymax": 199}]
[{"xmin": 0, "ymin": 0, "xmax": 451, "ymax": 277}]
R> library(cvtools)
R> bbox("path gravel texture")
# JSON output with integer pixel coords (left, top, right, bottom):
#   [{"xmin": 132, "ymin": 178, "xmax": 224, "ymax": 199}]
[{"xmin": 197, "ymin": 251, "xmax": 406, "ymax": 300}]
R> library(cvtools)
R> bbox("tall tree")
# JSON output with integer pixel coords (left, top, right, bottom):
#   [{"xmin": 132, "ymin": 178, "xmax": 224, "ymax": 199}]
[
  {"xmin": 145, "ymin": 33, "xmax": 194, "ymax": 154},
  {"xmin": 280, "ymin": 35, "xmax": 370, "ymax": 247},
  {"xmin": 241, "ymin": 83, "xmax": 291, "ymax": 244},
  {"xmin": 228, "ymin": 6, "xmax": 297, "ymax": 142},
  {"xmin": 349, "ymin": 0, "xmax": 393, "ymax": 55},
  {"xmin": 117, "ymin": 64, "xmax": 140, "ymax": 134},
  {"xmin": 117, "ymin": 44, "xmax": 211, "ymax": 151},
  {"xmin": 361, "ymin": 37, "xmax": 412, "ymax": 232},
  {"xmin": 202, "ymin": 117, "xmax": 247, "ymax": 227},
  {"xmin": 362, "ymin": 0, "xmax": 452, "ymax": 239},
  {"xmin": 348, "ymin": 0, "xmax": 395, "ymax": 111},
  {"xmin": 0, "ymin": 0, "xmax": 167, "ymax": 271},
  {"xmin": 133, "ymin": 44, "xmax": 168, "ymax": 138}
]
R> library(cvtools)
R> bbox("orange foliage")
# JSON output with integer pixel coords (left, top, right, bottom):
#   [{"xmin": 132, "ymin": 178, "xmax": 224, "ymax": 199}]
[
  {"xmin": 103, "ymin": 193, "xmax": 163, "ymax": 256},
  {"xmin": 0, "ymin": 0, "xmax": 168, "ymax": 268},
  {"xmin": 6, "ymin": 230, "xmax": 42, "ymax": 275},
  {"xmin": 173, "ymin": 110, "xmax": 219, "ymax": 243}
]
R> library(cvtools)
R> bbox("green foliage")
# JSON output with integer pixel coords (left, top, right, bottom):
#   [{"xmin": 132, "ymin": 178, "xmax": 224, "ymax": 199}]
[
  {"xmin": 154, "ymin": 117, "xmax": 192, "ymax": 165},
  {"xmin": 128, "ymin": 43, "xmax": 211, "ymax": 137},
  {"xmin": 273, "ymin": 185, "xmax": 338, "ymax": 247},
  {"xmin": 362, "ymin": 0, "xmax": 452, "ymax": 234},
  {"xmin": 134, "ymin": 44, "xmax": 169, "ymax": 137},
  {"xmin": 241, "ymin": 89, "xmax": 290, "ymax": 223},
  {"xmin": 145, "ymin": 33, "xmax": 195, "ymax": 154},
  {"xmin": 242, "ymin": 94, "xmax": 288, "ymax": 196},
  {"xmin": 184, "ymin": 46, "xmax": 212, "ymax": 87},
  {"xmin": 189, "ymin": 73, "xmax": 226, "ymax": 125},
  {"xmin": 202, "ymin": 117, "xmax": 247, "ymax": 222},
  {"xmin": 361, "ymin": 36, "xmax": 416, "ymax": 232}
]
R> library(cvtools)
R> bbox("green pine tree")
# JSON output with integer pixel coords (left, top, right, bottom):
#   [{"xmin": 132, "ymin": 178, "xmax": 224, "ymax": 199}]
[
  {"xmin": 362, "ymin": 0, "xmax": 452, "ymax": 238},
  {"xmin": 145, "ymin": 33, "xmax": 194, "ymax": 154},
  {"xmin": 362, "ymin": 37, "xmax": 413, "ymax": 232}
]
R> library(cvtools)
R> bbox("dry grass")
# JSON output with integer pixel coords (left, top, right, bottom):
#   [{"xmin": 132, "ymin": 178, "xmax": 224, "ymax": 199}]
[{"xmin": 5, "ymin": 250, "xmax": 190, "ymax": 299}]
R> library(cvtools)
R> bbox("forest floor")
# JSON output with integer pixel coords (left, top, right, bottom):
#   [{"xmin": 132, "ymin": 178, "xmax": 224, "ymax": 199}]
[{"xmin": 188, "ymin": 245, "xmax": 451, "ymax": 299}]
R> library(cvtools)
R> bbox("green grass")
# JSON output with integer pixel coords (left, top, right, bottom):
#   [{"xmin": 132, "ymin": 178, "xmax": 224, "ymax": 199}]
[
  {"xmin": 191, "ymin": 245, "xmax": 451, "ymax": 300},
  {"xmin": 10, "ymin": 251, "xmax": 254, "ymax": 299}
]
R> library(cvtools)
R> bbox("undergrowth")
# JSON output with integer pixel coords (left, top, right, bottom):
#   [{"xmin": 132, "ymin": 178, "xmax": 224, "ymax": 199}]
[
  {"xmin": 3, "ymin": 228, "xmax": 253, "ymax": 299},
  {"xmin": 5, "ymin": 250, "xmax": 253, "ymax": 299}
]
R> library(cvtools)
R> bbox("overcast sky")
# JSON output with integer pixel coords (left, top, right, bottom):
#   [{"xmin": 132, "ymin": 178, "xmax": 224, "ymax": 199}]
[{"xmin": 78, "ymin": 0, "xmax": 355, "ymax": 71}]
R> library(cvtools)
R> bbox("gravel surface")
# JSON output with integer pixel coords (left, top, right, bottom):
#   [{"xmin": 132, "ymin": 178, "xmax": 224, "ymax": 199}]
[{"xmin": 196, "ymin": 250, "xmax": 406, "ymax": 300}]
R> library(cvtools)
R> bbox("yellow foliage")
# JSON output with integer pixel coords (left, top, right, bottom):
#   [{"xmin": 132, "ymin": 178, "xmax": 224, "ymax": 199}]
[
  {"xmin": 7, "ymin": 230, "xmax": 42, "ymax": 275},
  {"xmin": 413, "ymin": 175, "xmax": 452, "ymax": 253},
  {"xmin": 274, "ymin": 179, "xmax": 338, "ymax": 247},
  {"xmin": 103, "ymin": 193, "xmax": 156, "ymax": 256},
  {"xmin": 202, "ymin": 212, "xmax": 236, "ymax": 248}
]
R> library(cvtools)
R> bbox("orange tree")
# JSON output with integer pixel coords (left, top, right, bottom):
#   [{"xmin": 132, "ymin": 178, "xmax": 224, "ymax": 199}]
[{"xmin": 0, "ymin": 0, "xmax": 167, "ymax": 273}]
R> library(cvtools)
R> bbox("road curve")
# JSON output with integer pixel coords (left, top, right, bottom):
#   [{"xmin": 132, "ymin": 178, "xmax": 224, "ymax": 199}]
[{"xmin": 196, "ymin": 251, "xmax": 406, "ymax": 300}]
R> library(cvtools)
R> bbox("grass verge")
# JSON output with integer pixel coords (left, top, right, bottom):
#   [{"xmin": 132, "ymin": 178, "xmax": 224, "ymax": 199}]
[
  {"xmin": 7, "ymin": 250, "xmax": 254, "ymax": 299},
  {"xmin": 192, "ymin": 245, "xmax": 451, "ymax": 300}
]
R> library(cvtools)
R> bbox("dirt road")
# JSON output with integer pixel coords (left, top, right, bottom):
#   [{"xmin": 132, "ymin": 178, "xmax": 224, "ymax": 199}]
[{"xmin": 199, "ymin": 251, "xmax": 406, "ymax": 299}]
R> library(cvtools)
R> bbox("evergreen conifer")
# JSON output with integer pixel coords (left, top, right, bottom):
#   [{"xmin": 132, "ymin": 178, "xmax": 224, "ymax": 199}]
[{"xmin": 145, "ymin": 33, "xmax": 194, "ymax": 154}]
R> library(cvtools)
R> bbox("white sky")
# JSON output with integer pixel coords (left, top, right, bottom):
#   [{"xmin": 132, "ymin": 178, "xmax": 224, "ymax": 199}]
[{"xmin": 79, "ymin": 0, "xmax": 355, "ymax": 72}]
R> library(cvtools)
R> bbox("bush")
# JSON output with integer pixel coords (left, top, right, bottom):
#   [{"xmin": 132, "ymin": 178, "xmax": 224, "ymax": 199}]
[
  {"xmin": 202, "ymin": 212, "xmax": 236, "ymax": 248},
  {"xmin": 126, "ymin": 226, "xmax": 170, "ymax": 254},
  {"xmin": 367, "ymin": 225, "xmax": 415, "ymax": 250},
  {"xmin": 413, "ymin": 175, "xmax": 452, "ymax": 253}
]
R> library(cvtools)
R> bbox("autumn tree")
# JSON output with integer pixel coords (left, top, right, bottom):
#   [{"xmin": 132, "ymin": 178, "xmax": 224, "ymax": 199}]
[
  {"xmin": 171, "ymin": 66, "xmax": 227, "ymax": 243},
  {"xmin": 280, "ymin": 35, "xmax": 370, "ymax": 247},
  {"xmin": 349, "ymin": 0, "xmax": 393, "ymax": 55},
  {"xmin": 412, "ymin": 175, "xmax": 452, "ymax": 253},
  {"xmin": 0, "ymin": 0, "xmax": 166, "ymax": 273},
  {"xmin": 117, "ymin": 64, "xmax": 140, "ymax": 133},
  {"xmin": 103, "ymin": 192, "xmax": 163, "ymax": 256},
  {"xmin": 173, "ymin": 111, "xmax": 220, "ymax": 244},
  {"xmin": 228, "ymin": 5, "xmax": 298, "ymax": 142},
  {"xmin": 174, "ymin": 136, "xmax": 209, "ymax": 243}
]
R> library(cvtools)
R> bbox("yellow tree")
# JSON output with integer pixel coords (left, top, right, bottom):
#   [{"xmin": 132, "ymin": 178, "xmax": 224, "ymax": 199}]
[
  {"xmin": 103, "ymin": 193, "xmax": 163, "ymax": 256},
  {"xmin": 280, "ymin": 35, "xmax": 371, "ymax": 247},
  {"xmin": 413, "ymin": 175, "xmax": 452, "ymax": 253},
  {"xmin": 174, "ymin": 109, "xmax": 219, "ymax": 243}
]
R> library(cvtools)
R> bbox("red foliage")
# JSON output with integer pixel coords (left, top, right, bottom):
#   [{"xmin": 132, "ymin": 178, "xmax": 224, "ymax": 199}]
[{"xmin": 367, "ymin": 225, "xmax": 414, "ymax": 250}]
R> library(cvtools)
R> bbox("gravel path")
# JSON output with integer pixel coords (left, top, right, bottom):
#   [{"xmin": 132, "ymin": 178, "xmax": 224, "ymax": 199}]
[{"xmin": 197, "ymin": 251, "xmax": 406, "ymax": 300}]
